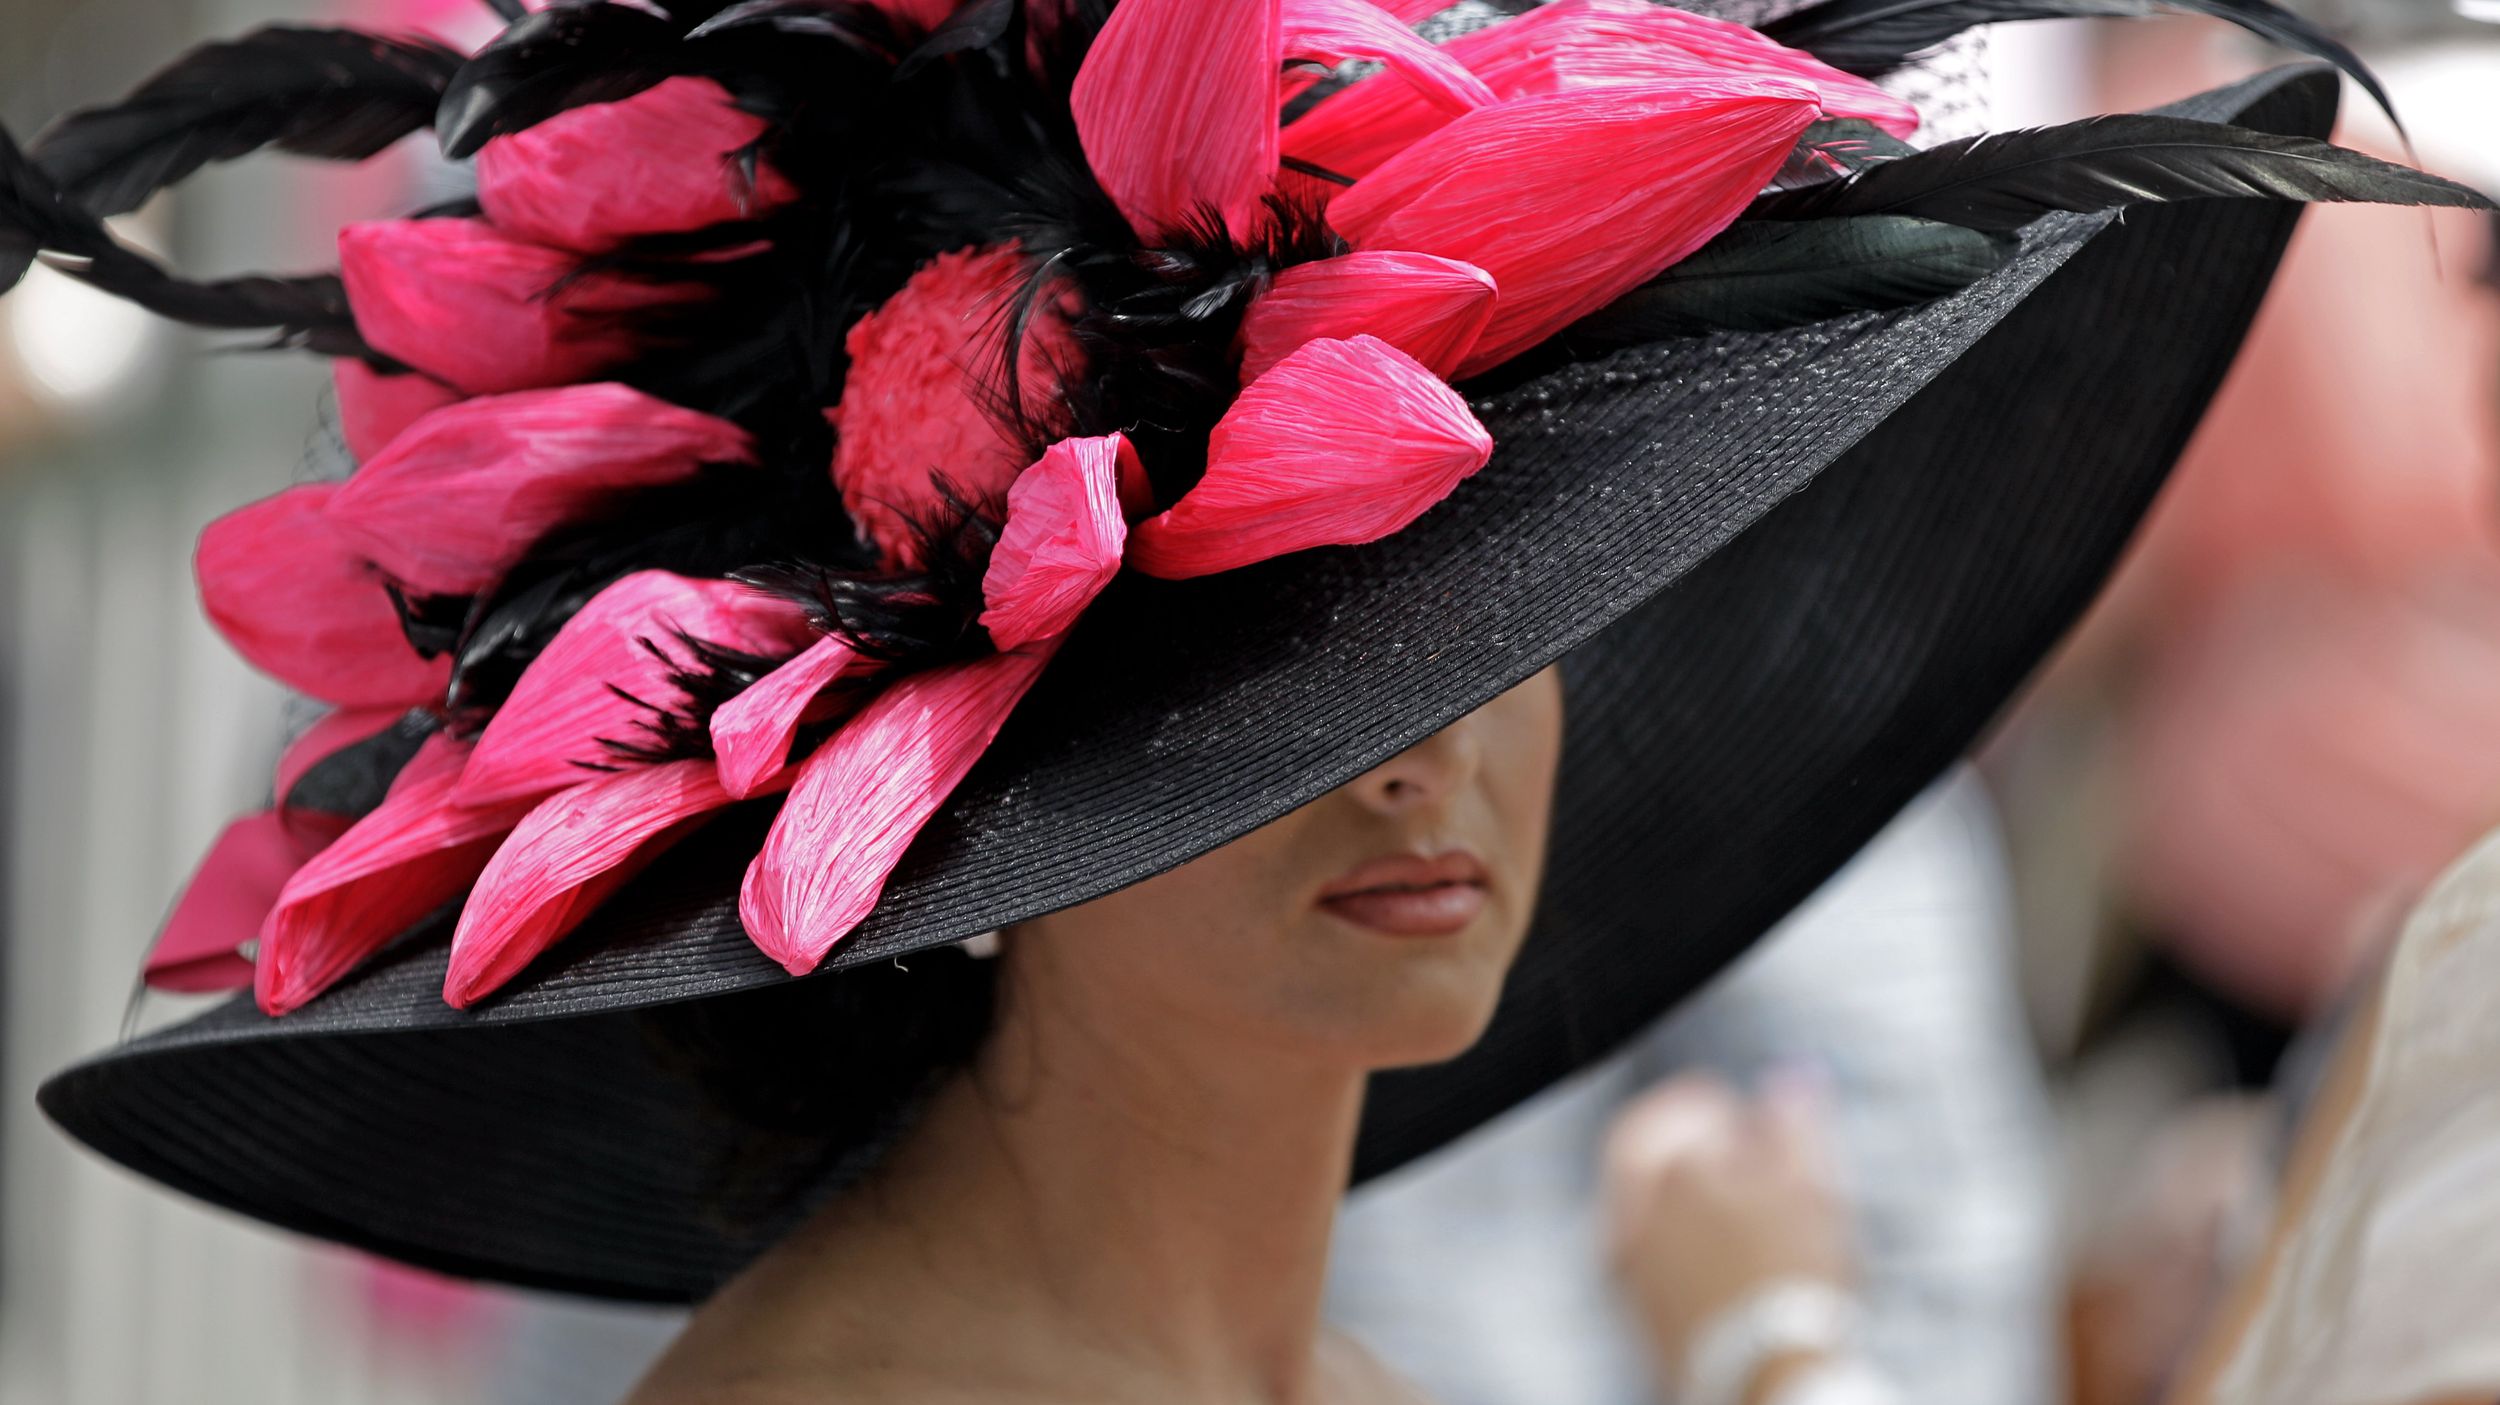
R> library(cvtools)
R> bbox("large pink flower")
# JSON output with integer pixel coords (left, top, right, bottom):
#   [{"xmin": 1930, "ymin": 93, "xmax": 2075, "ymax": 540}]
[
  {"xmin": 325, "ymin": 383, "xmax": 754, "ymax": 597},
  {"xmin": 196, "ymin": 483, "xmax": 451, "ymax": 709},
  {"xmin": 827, "ymin": 244, "xmax": 1079, "ymax": 566},
  {"xmin": 476, "ymin": 76, "xmax": 799, "ymax": 254},
  {"xmin": 454, "ymin": 571, "xmax": 817, "ymax": 809},
  {"xmin": 340, "ymin": 217, "xmax": 706, "ymax": 396}
]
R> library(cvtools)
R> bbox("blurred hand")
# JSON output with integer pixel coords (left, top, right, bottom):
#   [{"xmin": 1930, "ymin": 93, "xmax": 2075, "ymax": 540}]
[{"xmin": 1600, "ymin": 1070, "xmax": 1854, "ymax": 1388}]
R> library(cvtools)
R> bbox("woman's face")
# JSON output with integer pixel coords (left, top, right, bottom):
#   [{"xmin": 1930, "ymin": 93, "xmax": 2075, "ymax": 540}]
[{"xmin": 1004, "ymin": 667, "xmax": 1565, "ymax": 1071}]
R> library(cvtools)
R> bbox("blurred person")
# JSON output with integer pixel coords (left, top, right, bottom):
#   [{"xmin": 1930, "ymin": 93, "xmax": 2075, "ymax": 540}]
[
  {"xmin": 4, "ymin": 2, "xmax": 2471, "ymax": 1403},
  {"xmin": 1604, "ymin": 1072, "xmax": 1896, "ymax": 1405},
  {"xmin": 1326, "ymin": 772, "xmax": 2056, "ymax": 1405}
]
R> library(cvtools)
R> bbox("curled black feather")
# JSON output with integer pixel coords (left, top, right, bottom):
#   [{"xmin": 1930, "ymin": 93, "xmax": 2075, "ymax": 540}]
[
  {"xmin": 1762, "ymin": 0, "xmax": 2400, "ymax": 133},
  {"xmin": 436, "ymin": 2, "xmax": 686, "ymax": 158},
  {"xmin": 737, "ymin": 482, "xmax": 1003, "ymax": 668},
  {"xmin": 1748, "ymin": 114, "xmax": 2494, "ymax": 231},
  {"xmin": 0, "ymin": 125, "xmax": 374, "ymax": 354},
  {"xmin": 30, "ymin": 27, "xmax": 460, "ymax": 218},
  {"xmin": 445, "ymin": 465, "xmax": 853, "ymax": 719},
  {"xmin": 1564, "ymin": 216, "xmax": 2015, "ymax": 343}
]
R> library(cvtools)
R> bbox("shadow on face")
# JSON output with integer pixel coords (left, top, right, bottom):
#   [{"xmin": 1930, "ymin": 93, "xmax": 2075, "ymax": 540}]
[{"xmin": 1001, "ymin": 666, "xmax": 1566, "ymax": 1072}]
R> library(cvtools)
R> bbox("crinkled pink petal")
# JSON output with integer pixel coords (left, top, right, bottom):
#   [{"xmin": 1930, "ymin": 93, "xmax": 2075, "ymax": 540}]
[
  {"xmin": 255, "ymin": 735, "xmax": 535, "ymax": 1015},
  {"xmin": 326, "ymin": 383, "xmax": 754, "ymax": 597},
  {"xmin": 1328, "ymin": 80, "xmax": 1819, "ymax": 376},
  {"xmin": 196, "ymin": 483, "xmax": 451, "ymax": 709},
  {"xmin": 445, "ymin": 758, "xmax": 786, "ymax": 1006},
  {"xmin": 828, "ymin": 245, "xmax": 1081, "ymax": 567},
  {"xmin": 1071, "ymin": 0, "xmax": 1281, "ymax": 241},
  {"xmin": 274, "ymin": 706, "xmax": 408, "ymax": 810},
  {"xmin": 864, "ymin": 0, "xmax": 960, "ymax": 31},
  {"xmin": 333, "ymin": 358, "xmax": 461, "ymax": 464},
  {"xmin": 1127, "ymin": 334, "xmax": 1490, "ymax": 578},
  {"xmin": 453, "ymin": 571, "xmax": 815, "ymax": 810},
  {"xmin": 476, "ymin": 76, "xmax": 799, "ymax": 254},
  {"xmin": 1237, "ymin": 250, "xmax": 1495, "ymax": 382},
  {"xmin": 1279, "ymin": 0, "xmax": 1495, "ymax": 114},
  {"xmin": 1286, "ymin": 0, "xmax": 1913, "ymax": 179},
  {"xmin": 710, "ymin": 633, "xmax": 862, "ymax": 799},
  {"xmin": 979, "ymin": 434, "xmax": 1131, "ymax": 652},
  {"xmin": 340, "ymin": 217, "xmax": 706, "ymax": 396},
  {"xmin": 741, "ymin": 648, "xmax": 1052, "ymax": 974},
  {"xmin": 146, "ymin": 809, "xmax": 349, "ymax": 994}
]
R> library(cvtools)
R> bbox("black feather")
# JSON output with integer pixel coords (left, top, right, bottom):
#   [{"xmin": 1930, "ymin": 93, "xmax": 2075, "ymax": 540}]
[
  {"xmin": 1564, "ymin": 216, "xmax": 2014, "ymax": 343},
  {"xmin": 0, "ymin": 124, "xmax": 374, "ymax": 353},
  {"xmin": 1763, "ymin": 0, "xmax": 2399, "ymax": 131},
  {"xmin": 481, "ymin": 0, "xmax": 529, "ymax": 20},
  {"xmin": 1749, "ymin": 114, "xmax": 2493, "ymax": 231},
  {"xmin": 29, "ymin": 27, "xmax": 460, "ymax": 218},
  {"xmin": 436, "ymin": 2, "xmax": 686, "ymax": 159},
  {"xmin": 283, "ymin": 712, "xmax": 439, "ymax": 817}
]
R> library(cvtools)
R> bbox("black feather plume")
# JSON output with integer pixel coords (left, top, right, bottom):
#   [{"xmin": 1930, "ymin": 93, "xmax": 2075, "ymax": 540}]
[
  {"xmin": 29, "ymin": 27, "xmax": 460, "ymax": 218},
  {"xmin": 1763, "ymin": 0, "xmax": 2398, "ymax": 131},
  {"xmin": 436, "ymin": 2, "xmax": 686, "ymax": 159},
  {"xmin": 0, "ymin": 124, "xmax": 374, "ymax": 354},
  {"xmin": 1565, "ymin": 216, "xmax": 2015, "ymax": 342},
  {"xmin": 1749, "ymin": 114, "xmax": 2493, "ymax": 231}
]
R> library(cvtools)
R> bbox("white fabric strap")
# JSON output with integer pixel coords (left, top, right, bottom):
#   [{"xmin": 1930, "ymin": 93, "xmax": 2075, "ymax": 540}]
[{"xmin": 1680, "ymin": 1279, "xmax": 1865, "ymax": 1405}]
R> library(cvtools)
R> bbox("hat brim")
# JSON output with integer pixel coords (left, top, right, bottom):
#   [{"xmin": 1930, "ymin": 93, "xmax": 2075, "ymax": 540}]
[{"xmin": 43, "ymin": 67, "xmax": 2329, "ymax": 1302}]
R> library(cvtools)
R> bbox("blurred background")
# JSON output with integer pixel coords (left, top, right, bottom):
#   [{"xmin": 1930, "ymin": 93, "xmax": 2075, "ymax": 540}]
[{"xmin": 2, "ymin": 1, "xmax": 2497, "ymax": 1402}]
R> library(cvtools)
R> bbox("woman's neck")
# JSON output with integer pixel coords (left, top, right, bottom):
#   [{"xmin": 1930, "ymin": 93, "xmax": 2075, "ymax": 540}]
[{"xmin": 674, "ymin": 958, "xmax": 1375, "ymax": 1403}]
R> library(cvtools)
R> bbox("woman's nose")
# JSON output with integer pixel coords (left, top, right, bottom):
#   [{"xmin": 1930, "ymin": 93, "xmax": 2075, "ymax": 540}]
[{"xmin": 1346, "ymin": 714, "xmax": 1485, "ymax": 817}]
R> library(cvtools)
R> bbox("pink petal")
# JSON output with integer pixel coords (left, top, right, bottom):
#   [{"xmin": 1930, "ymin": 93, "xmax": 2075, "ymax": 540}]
[
  {"xmin": 196, "ymin": 483, "xmax": 452, "ymax": 708},
  {"xmin": 339, "ymin": 217, "xmax": 707, "ymax": 396},
  {"xmin": 978, "ymin": 434, "xmax": 1132, "ymax": 652},
  {"xmin": 274, "ymin": 706, "xmax": 408, "ymax": 809},
  {"xmin": 332, "ymin": 359, "xmax": 461, "ymax": 464},
  {"xmin": 1127, "ymin": 334, "xmax": 1490, "ymax": 578},
  {"xmin": 444, "ymin": 758, "xmax": 783, "ymax": 1006},
  {"xmin": 1237, "ymin": 250, "xmax": 1495, "ymax": 382},
  {"xmin": 1286, "ymin": 0, "xmax": 1913, "ymax": 179},
  {"xmin": 1327, "ymin": 80, "xmax": 1819, "ymax": 376},
  {"xmin": 146, "ymin": 809, "xmax": 349, "ymax": 994},
  {"xmin": 710, "ymin": 633, "xmax": 862, "ymax": 800},
  {"xmin": 326, "ymin": 384, "xmax": 755, "ymax": 597},
  {"xmin": 476, "ymin": 76, "xmax": 799, "ymax": 254},
  {"xmin": 1279, "ymin": 0, "xmax": 1495, "ymax": 114},
  {"xmin": 453, "ymin": 571, "xmax": 816, "ymax": 809},
  {"xmin": 863, "ymin": 0, "xmax": 959, "ymax": 30},
  {"xmin": 1070, "ymin": 0, "xmax": 1281, "ymax": 241},
  {"xmin": 828, "ymin": 245, "xmax": 1081, "ymax": 567},
  {"xmin": 256, "ymin": 735, "xmax": 535, "ymax": 1015},
  {"xmin": 741, "ymin": 648, "xmax": 1052, "ymax": 974}
]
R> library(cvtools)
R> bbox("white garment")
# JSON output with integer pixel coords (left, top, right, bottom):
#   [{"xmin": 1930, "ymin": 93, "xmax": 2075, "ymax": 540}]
[
  {"xmin": 1324, "ymin": 769, "xmax": 2057, "ymax": 1405},
  {"xmin": 2210, "ymin": 824, "xmax": 2500, "ymax": 1405}
]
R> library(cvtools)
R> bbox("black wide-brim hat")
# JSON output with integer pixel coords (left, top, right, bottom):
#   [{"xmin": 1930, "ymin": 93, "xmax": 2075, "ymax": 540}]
[{"xmin": 35, "ymin": 63, "xmax": 2348, "ymax": 1301}]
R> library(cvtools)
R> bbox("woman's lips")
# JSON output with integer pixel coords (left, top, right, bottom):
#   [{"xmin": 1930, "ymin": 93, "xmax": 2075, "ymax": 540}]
[{"xmin": 1317, "ymin": 851, "xmax": 1491, "ymax": 937}]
